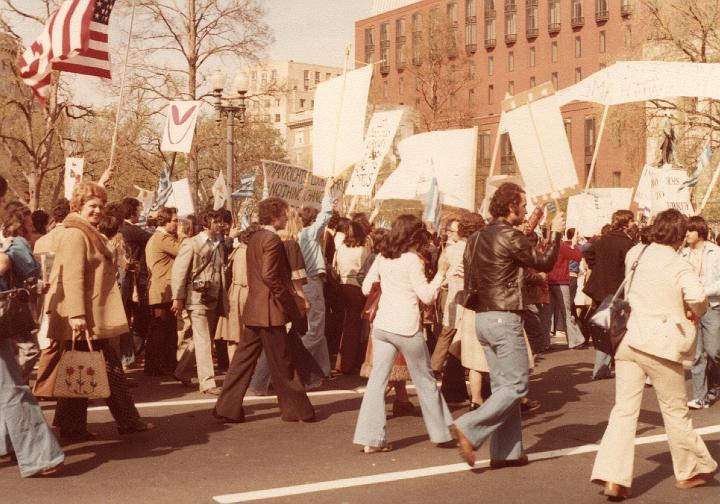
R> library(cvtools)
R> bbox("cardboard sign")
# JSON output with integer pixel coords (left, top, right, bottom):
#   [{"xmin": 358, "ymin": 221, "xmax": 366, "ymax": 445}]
[
  {"xmin": 167, "ymin": 178, "xmax": 195, "ymax": 217},
  {"xmin": 567, "ymin": 188, "xmax": 633, "ymax": 237},
  {"xmin": 262, "ymin": 160, "xmax": 346, "ymax": 209},
  {"xmin": 161, "ymin": 101, "xmax": 201, "ymax": 153},
  {"xmin": 345, "ymin": 109, "xmax": 405, "ymax": 196},
  {"xmin": 64, "ymin": 158, "xmax": 84, "ymax": 200},
  {"xmin": 650, "ymin": 169, "xmax": 694, "ymax": 216}
]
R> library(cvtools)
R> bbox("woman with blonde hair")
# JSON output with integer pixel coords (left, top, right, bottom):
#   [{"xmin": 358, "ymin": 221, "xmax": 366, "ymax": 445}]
[{"xmin": 46, "ymin": 181, "xmax": 152, "ymax": 440}]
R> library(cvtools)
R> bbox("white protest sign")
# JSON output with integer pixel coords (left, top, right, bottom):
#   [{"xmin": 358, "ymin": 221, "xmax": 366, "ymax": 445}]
[
  {"xmin": 64, "ymin": 158, "xmax": 84, "ymax": 200},
  {"xmin": 345, "ymin": 109, "xmax": 405, "ymax": 196},
  {"xmin": 567, "ymin": 188, "xmax": 633, "ymax": 237},
  {"xmin": 262, "ymin": 160, "xmax": 347, "ymax": 209},
  {"xmin": 161, "ymin": 101, "xmax": 201, "ymax": 153},
  {"xmin": 374, "ymin": 128, "xmax": 477, "ymax": 210},
  {"xmin": 167, "ymin": 178, "xmax": 195, "ymax": 217},
  {"xmin": 499, "ymin": 93, "xmax": 578, "ymax": 203},
  {"xmin": 650, "ymin": 169, "xmax": 694, "ymax": 216},
  {"xmin": 312, "ymin": 65, "xmax": 373, "ymax": 177}
]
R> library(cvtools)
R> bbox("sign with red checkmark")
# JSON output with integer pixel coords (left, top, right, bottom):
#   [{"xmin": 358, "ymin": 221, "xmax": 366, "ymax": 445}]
[{"xmin": 161, "ymin": 100, "xmax": 201, "ymax": 153}]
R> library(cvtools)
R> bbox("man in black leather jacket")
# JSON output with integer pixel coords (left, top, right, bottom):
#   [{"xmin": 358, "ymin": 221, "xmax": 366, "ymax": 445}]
[{"xmin": 450, "ymin": 182, "xmax": 566, "ymax": 468}]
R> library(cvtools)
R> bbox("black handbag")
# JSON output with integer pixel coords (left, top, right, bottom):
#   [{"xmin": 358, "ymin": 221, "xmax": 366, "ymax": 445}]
[
  {"xmin": 588, "ymin": 245, "xmax": 649, "ymax": 356},
  {"xmin": 0, "ymin": 287, "xmax": 36, "ymax": 338}
]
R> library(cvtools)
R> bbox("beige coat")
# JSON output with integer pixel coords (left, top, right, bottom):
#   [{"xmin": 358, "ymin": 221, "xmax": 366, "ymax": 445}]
[
  {"xmin": 44, "ymin": 214, "xmax": 129, "ymax": 341},
  {"xmin": 624, "ymin": 243, "xmax": 707, "ymax": 366},
  {"xmin": 33, "ymin": 224, "xmax": 65, "ymax": 254},
  {"xmin": 170, "ymin": 232, "xmax": 228, "ymax": 313},
  {"xmin": 146, "ymin": 229, "xmax": 180, "ymax": 305},
  {"xmin": 215, "ymin": 245, "xmax": 249, "ymax": 342}
]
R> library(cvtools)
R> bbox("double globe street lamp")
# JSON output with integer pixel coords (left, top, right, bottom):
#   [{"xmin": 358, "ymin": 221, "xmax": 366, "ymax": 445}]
[{"xmin": 210, "ymin": 69, "xmax": 249, "ymax": 198}]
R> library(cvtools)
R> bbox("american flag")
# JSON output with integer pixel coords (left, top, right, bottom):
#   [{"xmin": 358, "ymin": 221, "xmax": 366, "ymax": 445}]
[
  {"xmin": 17, "ymin": 0, "xmax": 95, "ymax": 105},
  {"xmin": 150, "ymin": 169, "xmax": 174, "ymax": 211},
  {"xmin": 53, "ymin": 0, "xmax": 117, "ymax": 78}
]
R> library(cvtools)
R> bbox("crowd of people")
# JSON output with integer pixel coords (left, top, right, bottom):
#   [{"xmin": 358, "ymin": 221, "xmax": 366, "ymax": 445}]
[{"xmin": 0, "ymin": 175, "xmax": 717, "ymax": 498}]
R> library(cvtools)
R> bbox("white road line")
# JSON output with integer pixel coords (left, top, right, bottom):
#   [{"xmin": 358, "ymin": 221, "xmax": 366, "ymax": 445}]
[
  {"xmin": 212, "ymin": 424, "xmax": 720, "ymax": 504},
  {"xmin": 72, "ymin": 385, "xmax": 414, "ymax": 412}
]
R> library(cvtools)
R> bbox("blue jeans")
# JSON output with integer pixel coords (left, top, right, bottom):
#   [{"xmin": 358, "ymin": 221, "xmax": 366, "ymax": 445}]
[
  {"xmin": 0, "ymin": 338, "xmax": 64, "ymax": 477},
  {"xmin": 691, "ymin": 306, "xmax": 720, "ymax": 401},
  {"xmin": 353, "ymin": 328, "xmax": 453, "ymax": 447},
  {"xmin": 454, "ymin": 311, "xmax": 528, "ymax": 460},
  {"xmin": 549, "ymin": 284, "xmax": 585, "ymax": 348}
]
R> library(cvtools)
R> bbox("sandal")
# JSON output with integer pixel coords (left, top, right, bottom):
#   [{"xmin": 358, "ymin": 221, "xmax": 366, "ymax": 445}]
[
  {"xmin": 33, "ymin": 462, "xmax": 64, "ymax": 477},
  {"xmin": 363, "ymin": 444, "xmax": 393, "ymax": 454}
]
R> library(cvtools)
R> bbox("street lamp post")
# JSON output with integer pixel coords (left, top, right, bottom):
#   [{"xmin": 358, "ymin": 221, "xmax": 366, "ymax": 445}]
[{"xmin": 210, "ymin": 70, "xmax": 249, "ymax": 199}]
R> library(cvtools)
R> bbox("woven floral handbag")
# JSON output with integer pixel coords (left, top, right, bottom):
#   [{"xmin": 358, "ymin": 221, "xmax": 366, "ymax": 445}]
[{"xmin": 53, "ymin": 330, "xmax": 110, "ymax": 399}]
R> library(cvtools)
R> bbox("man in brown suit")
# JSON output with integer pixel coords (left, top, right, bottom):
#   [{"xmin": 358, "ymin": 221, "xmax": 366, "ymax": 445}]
[
  {"xmin": 214, "ymin": 197, "xmax": 315, "ymax": 423},
  {"xmin": 144, "ymin": 207, "xmax": 180, "ymax": 376}
]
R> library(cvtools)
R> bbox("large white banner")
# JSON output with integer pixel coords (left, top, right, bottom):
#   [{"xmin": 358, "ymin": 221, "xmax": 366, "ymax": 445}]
[
  {"xmin": 567, "ymin": 188, "xmax": 633, "ymax": 237},
  {"xmin": 167, "ymin": 178, "xmax": 195, "ymax": 217},
  {"xmin": 499, "ymin": 94, "xmax": 578, "ymax": 203},
  {"xmin": 312, "ymin": 65, "xmax": 373, "ymax": 177},
  {"xmin": 345, "ymin": 109, "xmax": 405, "ymax": 196},
  {"xmin": 557, "ymin": 61, "xmax": 720, "ymax": 107},
  {"xmin": 262, "ymin": 160, "xmax": 347, "ymax": 209},
  {"xmin": 64, "ymin": 158, "xmax": 84, "ymax": 200},
  {"xmin": 374, "ymin": 128, "xmax": 477, "ymax": 211},
  {"xmin": 650, "ymin": 169, "xmax": 694, "ymax": 216},
  {"xmin": 161, "ymin": 101, "xmax": 201, "ymax": 153}
]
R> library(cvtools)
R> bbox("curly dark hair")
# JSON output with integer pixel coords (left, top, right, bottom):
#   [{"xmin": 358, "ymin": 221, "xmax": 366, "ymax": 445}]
[
  {"xmin": 2, "ymin": 203, "xmax": 31, "ymax": 237},
  {"xmin": 611, "ymin": 209, "xmax": 634, "ymax": 231},
  {"xmin": 257, "ymin": 197, "xmax": 288, "ymax": 225},
  {"xmin": 489, "ymin": 183, "xmax": 525, "ymax": 219},
  {"xmin": 380, "ymin": 214, "xmax": 429, "ymax": 259},
  {"xmin": 651, "ymin": 209, "xmax": 687, "ymax": 246},
  {"xmin": 155, "ymin": 207, "xmax": 177, "ymax": 227},
  {"xmin": 687, "ymin": 215, "xmax": 709, "ymax": 240},
  {"xmin": 458, "ymin": 212, "xmax": 485, "ymax": 238},
  {"xmin": 343, "ymin": 221, "xmax": 367, "ymax": 247},
  {"xmin": 369, "ymin": 228, "xmax": 389, "ymax": 254}
]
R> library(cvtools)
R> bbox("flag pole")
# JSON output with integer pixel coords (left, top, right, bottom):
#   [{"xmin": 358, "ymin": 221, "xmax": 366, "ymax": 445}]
[
  {"xmin": 697, "ymin": 160, "xmax": 720, "ymax": 215},
  {"xmin": 584, "ymin": 103, "xmax": 609, "ymax": 192},
  {"xmin": 100, "ymin": 0, "xmax": 138, "ymax": 187}
]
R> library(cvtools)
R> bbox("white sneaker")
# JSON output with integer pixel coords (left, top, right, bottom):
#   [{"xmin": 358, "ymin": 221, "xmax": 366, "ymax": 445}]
[{"xmin": 687, "ymin": 399, "xmax": 710, "ymax": 410}]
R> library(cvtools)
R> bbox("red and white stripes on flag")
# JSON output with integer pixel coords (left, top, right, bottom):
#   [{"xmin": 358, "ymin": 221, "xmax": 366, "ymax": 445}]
[{"xmin": 16, "ymin": 0, "xmax": 115, "ymax": 106}]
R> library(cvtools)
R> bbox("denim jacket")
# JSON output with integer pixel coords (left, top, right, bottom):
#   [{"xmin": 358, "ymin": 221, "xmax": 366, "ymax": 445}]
[
  {"xmin": 0, "ymin": 237, "xmax": 40, "ymax": 291},
  {"xmin": 681, "ymin": 241, "xmax": 720, "ymax": 308}
]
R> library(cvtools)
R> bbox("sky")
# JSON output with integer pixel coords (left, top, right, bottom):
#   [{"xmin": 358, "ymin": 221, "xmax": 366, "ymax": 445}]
[{"xmin": 264, "ymin": 0, "xmax": 374, "ymax": 68}]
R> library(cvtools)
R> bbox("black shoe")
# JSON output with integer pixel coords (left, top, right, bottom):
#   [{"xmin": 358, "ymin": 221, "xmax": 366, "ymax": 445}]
[
  {"xmin": 59, "ymin": 430, "xmax": 97, "ymax": 442},
  {"xmin": 489, "ymin": 453, "xmax": 529, "ymax": 469},
  {"xmin": 118, "ymin": 420, "xmax": 154, "ymax": 435},
  {"xmin": 213, "ymin": 408, "xmax": 244, "ymax": 424}
]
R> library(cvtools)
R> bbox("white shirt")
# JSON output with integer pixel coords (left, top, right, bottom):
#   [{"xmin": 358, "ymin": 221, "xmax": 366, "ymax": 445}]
[{"xmin": 362, "ymin": 252, "xmax": 444, "ymax": 336}]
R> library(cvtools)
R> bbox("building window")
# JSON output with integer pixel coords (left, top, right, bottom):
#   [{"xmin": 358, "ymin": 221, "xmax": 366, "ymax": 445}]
[
  {"xmin": 624, "ymin": 25, "xmax": 632, "ymax": 47},
  {"xmin": 508, "ymin": 51, "xmax": 514, "ymax": 71},
  {"xmin": 326, "ymin": 72, "xmax": 331, "ymax": 80},
  {"xmin": 530, "ymin": 76, "xmax": 536, "ymax": 87},
  {"xmin": 612, "ymin": 170, "xmax": 621, "ymax": 187},
  {"xmin": 575, "ymin": 67, "xmax": 582, "ymax": 83},
  {"xmin": 501, "ymin": 133, "xmax": 517, "ymax": 174},
  {"xmin": 315, "ymin": 71, "xmax": 320, "ymax": 84},
  {"xmin": 584, "ymin": 115, "xmax": 595, "ymax": 156},
  {"xmin": 303, "ymin": 70, "xmax": 309, "ymax": 91},
  {"xmin": 575, "ymin": 36, "xmax": 582, "ymax": 57},
  {"xmin": 274, "ymin": 114, "xmax": 281, "ymax": 123},
  {"xmin": 465, "ymin": 0, "xmax": 477, "ymax": 53},
  {"xmin": 468, "ymin": 87, "xmax": 475, "ymax": 107},
  {"xmin": 447, "ymin": 1, "xmax": 459, "ymax": 57},
  {"xmin": 383, "ymin": 80, "xmax": 389, "ymax": 98},
  {"xmin": 412, "ymin": 12, "xmax": 423, "ymax": 65},
  {"xmin": 488, "ymin": 56, "xmax": 494, "ymax": 75},
  {"xmin": 508, "ymin": 80, "xmax": 515, "ymax": 95},
  {"xmin": 529, "ymin": 46, "xmax": 536, "ymax": 67},
  {"xmin": 380, "ymin": 23, "xmax": 390, "ymax": 73},
  {"xmin": 488, "ymin": 84, "xmax": 494, "ymax": 104},
  {"xmin": 271, "ymin": 69, "xmax": 277, "ymax": 82},
  {"xmin": 468, "ymin": 61, "xmax": 476, "ymax": 79},
  {"xmin": 480, "ymin": 131, "xmax": 491, "ymax": 169},
  {"xmin": 564, "ymin": 118, "xmax": 572, "ymax": 142},
  {"xmin": 299, "ymin": 99, "xmax": 306, "ymax": 109},
  {"xmin": 571, "ymin": 0, "xmax": 584, "ymax": 27},
  {"xmin": 551, "ymin": 41, "xmax": 558, "ymax": 62},
  {"xmin": 548, "ymin": 0, "xmax": 561, "ymax": 32},
  {"xmin": 551, "ymin": 71, "xmax": 559, "ymax": 90},
  {"xmin": 505, "ymin": 0, "xmax": 517, "ymax": 44},
  {"xmin": 599, "ymin": 30, "xmax": 606, "ymax": 53},
  {"xmin": 484, "ymin": 0, "xmax": 496, "ymax": 48},
  {"xmin": 399, "ymin": 76, "xmax": 404, "ymax": 95},
  {"xmin": 396, "ymin": 18, "xmax": 407, "ymax": 69},
  {"xmin": 526, "ymin": 0, "xmax": 538, "ymax": 38},
  {"xmin": 596, "ymin": 0, "xmax": 609, "ymax": 22},
  {"xmin": 364, "ymin": 27, "xmax": 375, "ymax": 64}
]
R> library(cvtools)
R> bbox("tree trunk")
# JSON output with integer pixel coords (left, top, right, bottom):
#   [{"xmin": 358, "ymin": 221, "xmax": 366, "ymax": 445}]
[{"xmin": 186, "ymin": 0, "xmax": 199, "ymax": 211}]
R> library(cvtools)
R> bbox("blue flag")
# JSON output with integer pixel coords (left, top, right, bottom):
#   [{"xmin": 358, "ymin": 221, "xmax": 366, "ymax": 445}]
[
  {"xmin": 679, "ymin": 139, "xmax": 712, "ymax": 191},
  {"xmin": 150, "ymin": 168, "xmax": 173, "ymax": 211},
  {"xmin": 232, "ymin": 171, "xmax": 257, "ymax": 199},
  {"xmin": 423, "ymin": 177, "xmax": 441, "ymax": 231}
]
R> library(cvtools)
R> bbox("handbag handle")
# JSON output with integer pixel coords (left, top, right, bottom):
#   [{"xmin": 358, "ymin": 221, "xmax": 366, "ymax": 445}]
[
  {"xmin": 71, "ymin": 329, "xmax": 95, "ymax": 352},
  {"xmin": 609, "ymin": 244, "xmax": 650, "ymax": 304}
]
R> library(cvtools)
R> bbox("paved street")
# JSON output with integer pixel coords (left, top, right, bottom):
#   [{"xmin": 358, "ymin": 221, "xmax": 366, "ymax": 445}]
[{"xmin": 2, "ymin": 345, "xmax": 719, "ymax": 504}]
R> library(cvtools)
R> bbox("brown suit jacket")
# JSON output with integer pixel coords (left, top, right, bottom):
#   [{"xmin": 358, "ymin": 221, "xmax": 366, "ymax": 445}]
[
  {"xmin": 242, "ymin": 228, "xmax": 301, "ymax": 327},
  {"xmin": 146, "ymin": 229, "xmax": 180, "ymax": 305}
]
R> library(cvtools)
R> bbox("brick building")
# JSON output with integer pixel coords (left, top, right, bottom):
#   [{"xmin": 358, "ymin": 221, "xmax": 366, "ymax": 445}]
[{"xmin": 355, "ymin": 0, "xmax": 643, "ymax": 204}]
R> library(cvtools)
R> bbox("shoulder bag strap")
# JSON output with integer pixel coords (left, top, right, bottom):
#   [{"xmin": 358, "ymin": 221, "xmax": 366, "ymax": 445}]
[
  {"xmin": 610, "ymin": 244, "xmax": 650, "ymax": 302},
  {"xmin": 190, "ymin": 240, "xmax": 220, "ymax": 283}
]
